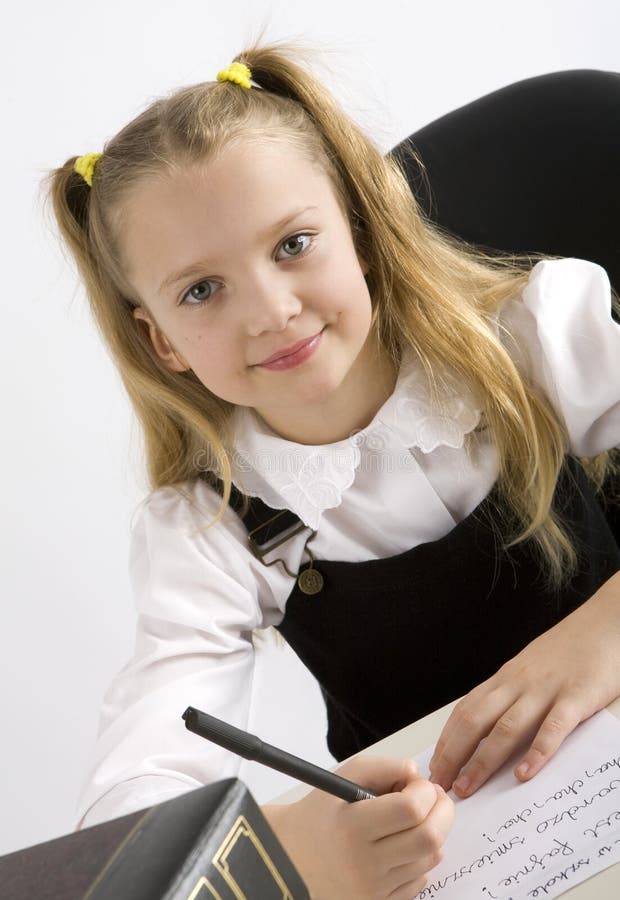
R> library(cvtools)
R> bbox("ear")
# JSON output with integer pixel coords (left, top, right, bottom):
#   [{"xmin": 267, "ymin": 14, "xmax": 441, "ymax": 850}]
[
  {"xmin": 357, "ymin": 251, "xmax": 370, "ymax": 277},
  {"xmin": 133, "ymin": 307, "xmax": 190, "ymax": 372}
]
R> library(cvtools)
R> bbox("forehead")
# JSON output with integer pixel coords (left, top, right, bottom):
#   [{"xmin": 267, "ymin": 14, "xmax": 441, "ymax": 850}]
[
  {"xmin": 119, "ymin": 139, "xmax": 347, "ymax": 294},
  {"xmin": 132, "ymin": 135, "xmax": 334, "ymax": 207},
  {"xmin": 126, "ymin": 139, "xmax": 344, "ymax": 234}
]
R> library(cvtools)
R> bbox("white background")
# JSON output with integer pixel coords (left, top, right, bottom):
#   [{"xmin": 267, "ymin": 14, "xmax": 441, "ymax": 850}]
[{"xmin": 1, "ymin": 0, "xmax": 618, "ymax": 857}]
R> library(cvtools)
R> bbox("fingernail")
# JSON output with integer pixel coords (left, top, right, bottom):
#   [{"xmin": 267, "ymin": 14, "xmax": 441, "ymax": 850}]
[
  {"xmin": 454, "ymin": 774, "xmax": 470, "ymax": 795},
  {"xmin": 516, "ymin": 762, "xmax": 530, "ymax": 779}
]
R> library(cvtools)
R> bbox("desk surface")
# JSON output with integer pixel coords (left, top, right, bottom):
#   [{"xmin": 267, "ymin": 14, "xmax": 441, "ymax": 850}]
[{"xmin": 276, "ymin": 697, "xmax": 620, "ymax": 899}]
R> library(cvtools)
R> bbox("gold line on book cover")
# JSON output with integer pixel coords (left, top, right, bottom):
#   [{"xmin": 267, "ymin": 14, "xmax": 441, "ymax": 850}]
[
  {"xmin": 189, "ymin": 814, "xmax": 294, "ymax": 900},
  {"xmin": 186, "ymin": 877, "xmax": 225, "ymax": 899}
]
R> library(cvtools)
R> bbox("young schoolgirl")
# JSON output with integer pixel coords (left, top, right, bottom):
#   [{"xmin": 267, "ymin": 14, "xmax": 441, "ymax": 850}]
[{"xmin": 47, "ymin": 44, "xmax": 620, "ymax": 898}]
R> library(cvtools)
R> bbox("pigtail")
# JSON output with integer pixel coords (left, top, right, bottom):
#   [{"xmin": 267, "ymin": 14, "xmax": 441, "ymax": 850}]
[
  {"xmin": 43, "ymin": 149, "xmax": 237, "ymax": 506},
  {"xmin": 47, "ymin": 159, "xmax": 97, "ymax": 279}
]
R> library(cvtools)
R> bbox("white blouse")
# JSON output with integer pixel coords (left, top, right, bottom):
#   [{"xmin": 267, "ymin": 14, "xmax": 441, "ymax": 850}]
[{"xmin": 77, "ymin": 258, "xmax": 620, "ymax": 828}]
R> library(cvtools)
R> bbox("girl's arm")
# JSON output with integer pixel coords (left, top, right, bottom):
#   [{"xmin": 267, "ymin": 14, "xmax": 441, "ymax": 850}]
[
  {"xmin": 429, "ymin": 568, "xmax": 620, "ymax": 798},
  {"xmin": 77, "ymin": 484, "xmax": 270, "ymax": 827},
  {"xmin": 429, "ymin": 257, "xmax": 620, "ymax": 799},
  {"xmin": 79, "ymin": 483, "xmax": 456, "ymax": 897}
]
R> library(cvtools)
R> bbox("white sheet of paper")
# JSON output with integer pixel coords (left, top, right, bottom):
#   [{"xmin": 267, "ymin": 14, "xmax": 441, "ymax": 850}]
[{"xmin": 413, "ymin": 709, "xmax": 620, "ymax": 899}]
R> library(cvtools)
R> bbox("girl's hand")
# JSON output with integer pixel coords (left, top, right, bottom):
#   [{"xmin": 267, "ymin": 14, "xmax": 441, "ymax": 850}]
[
  {"xmin": 264, "ymin": 755, "xmax": 455, "ymax": 899},
  {"xmin": 429, "ymin": 570, "xmax": 620, "ymax": 799}
]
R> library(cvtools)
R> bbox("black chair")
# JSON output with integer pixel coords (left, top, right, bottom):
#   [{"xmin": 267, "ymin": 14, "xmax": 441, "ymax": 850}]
[
  {"xmin": 389, "ymin": 68, "xmax": 620, "ymax": 542},
  {"xmin": 390, "ymin": 69, "xmax": 620, "ymax": 296}
]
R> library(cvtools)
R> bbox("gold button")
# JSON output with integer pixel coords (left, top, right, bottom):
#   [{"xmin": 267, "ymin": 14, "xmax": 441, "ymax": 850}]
[{"xmin": 298, "ymin": 567, "xmax": 324, "ymax": 595}]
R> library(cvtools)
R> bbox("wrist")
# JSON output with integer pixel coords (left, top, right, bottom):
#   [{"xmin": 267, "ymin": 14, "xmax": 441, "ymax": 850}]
[
  {"xmin": 262, "ymin": 803, "xmax": 315, "ymax": 896},
  {"xmin": 589, "ymin": 568, "xmax": 620, "ymax": 623}
]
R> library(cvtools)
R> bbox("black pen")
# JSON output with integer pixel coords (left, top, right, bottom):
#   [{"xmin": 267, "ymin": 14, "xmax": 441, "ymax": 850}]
[{"xmin": 182, "ymin": 706, "xmax": 376, "ymax": 802}]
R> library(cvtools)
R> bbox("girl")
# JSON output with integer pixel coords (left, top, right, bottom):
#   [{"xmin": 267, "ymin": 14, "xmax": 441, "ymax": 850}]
[{"xmin": 47, "ymin": 45, "xmax": 620, "ymax": 899}]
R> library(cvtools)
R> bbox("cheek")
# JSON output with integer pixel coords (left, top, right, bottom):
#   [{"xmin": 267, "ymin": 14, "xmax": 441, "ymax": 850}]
[
  {"xmin": 337, "ymin": 266, "xmax": 373, "ymax": 325},
  {"xmin": 178, "ymin": 321, "xmax": 222, "ymax": 357},
  {"xmin": 317, "ymin": 254, "xmax": 371, "ymax": 315},
  {"xmin": 192, "ymin": 337, "xmax": 223, "ymax": 370},
  {"xmin": 178, "ymin": 328, "xmax": 222, "ymax": 376},
  {"xmin": 184, "ymin": 329, "xmax": 251, "ymax": 401}
]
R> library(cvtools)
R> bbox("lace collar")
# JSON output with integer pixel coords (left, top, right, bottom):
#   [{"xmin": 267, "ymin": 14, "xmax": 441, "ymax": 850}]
[{"xmin": 229, "ymin": 349, "xmax": 482, "ymax": 529}]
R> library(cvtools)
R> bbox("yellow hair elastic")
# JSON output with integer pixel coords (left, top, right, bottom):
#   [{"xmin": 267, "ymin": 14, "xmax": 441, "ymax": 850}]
[
  {"xmin": 74, "ymin": 152, "xmax": 103, "ymax": 187},
  {"xmin": 216, "ymin": 61, "xmax": 252, "ymax": 89}
]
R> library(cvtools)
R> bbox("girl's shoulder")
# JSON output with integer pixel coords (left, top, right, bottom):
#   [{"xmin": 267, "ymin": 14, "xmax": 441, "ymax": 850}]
[
  {"xmin": 132, "ymin": 475, "xmax": 233, "ymax": 529},
  {"xmin": 129, "ymin": 477, "xmax": 263, "ymax": 606},
  {"xmin": 521, "ymin": 256, "xmax": 612, "ymax": 310},
  {"xmin": 128, "ymin": 476, "xmax": 295, "ymax": 624},
  {"xmin": 501, "ymin": 256, "xmax": 620, "ymax": 456},
  {"xmin": 499, "ymin": 256, "xmax": 614, "ymax": 356},
  {"xmin": 131, "ymin": 476, "xmax": 249, "ymax": 547},
  {"xmin": 502, "ymin": 255, "xmax": 615, "ymax": 350}
]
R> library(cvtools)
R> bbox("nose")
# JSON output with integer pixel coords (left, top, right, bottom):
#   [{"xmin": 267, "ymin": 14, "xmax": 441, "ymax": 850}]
[{"xmin": 243, "ymin": 272, "xmax": 302, "ymax": 336}]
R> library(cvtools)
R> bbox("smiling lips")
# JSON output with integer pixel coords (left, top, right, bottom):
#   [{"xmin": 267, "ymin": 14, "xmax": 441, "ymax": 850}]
[{"xmin": 255, "ymin": 330, "xmax": 324, "ymax": 370}]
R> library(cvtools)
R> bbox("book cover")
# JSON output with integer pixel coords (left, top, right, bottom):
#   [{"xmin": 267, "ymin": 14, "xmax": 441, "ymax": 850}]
[{"xmin": 0, "ymin": 778, "xmax": 309, "ymax": 899}]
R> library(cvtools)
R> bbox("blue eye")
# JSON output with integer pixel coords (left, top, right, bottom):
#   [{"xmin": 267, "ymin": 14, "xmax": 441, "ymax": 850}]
[
  {"xmin": 181, "ymin": 279, "xmax": 219, "ymax": 306},
  {"xmin": 277, "ymin": 233, "xmax": 313, "ymax": 259}
]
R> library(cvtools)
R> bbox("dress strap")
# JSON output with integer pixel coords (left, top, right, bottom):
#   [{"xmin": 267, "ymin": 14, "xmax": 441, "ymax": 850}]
[
  {"xmin": 201, "ymin": 473, "xmax": 303, "ymax": 544},
  {"xmin": 202, "ymin": 473, "xmax": 322, "ymax": 593}
]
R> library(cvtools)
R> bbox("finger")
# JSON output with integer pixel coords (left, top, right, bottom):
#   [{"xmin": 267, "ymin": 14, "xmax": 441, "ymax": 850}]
[
  {"xmin": 379, "ymin": 788, "xmax": 454, "ymax": 897},
  {"xmin": 377, "ymin": 785, "xmax": 455, "ymax": 870},
  {"xmin": 450, "ymin": 697, "xmax": 540, "ymax": 798},
  {"xmin": 514, "ymin": 699, "xmax": 583, "ymax": 782},
  {"xmin": 388, "ymin": 876, "xmax": 428, "ymax": 900},
  {"xmin": 355, "ymin": 777, "xmax": 439, "ymax": 841},
  {"xmin": 429, "ymin": 686, "xmax": 514, "ymax": 789},
  {"xmin": 429, "ymin": 687, "xmax": 496, "ymax": 779}
]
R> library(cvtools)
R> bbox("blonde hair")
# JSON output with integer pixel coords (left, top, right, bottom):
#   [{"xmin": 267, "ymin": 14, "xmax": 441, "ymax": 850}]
[{"xmin": 44, "ymin": 41, "xmax": 616, "ymax": 587}]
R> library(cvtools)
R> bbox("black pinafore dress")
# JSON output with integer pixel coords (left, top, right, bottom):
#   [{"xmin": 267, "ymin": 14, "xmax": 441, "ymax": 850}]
[{"xmin": 220, "ymin": 459, "xmax": 620, "ymax": 762}]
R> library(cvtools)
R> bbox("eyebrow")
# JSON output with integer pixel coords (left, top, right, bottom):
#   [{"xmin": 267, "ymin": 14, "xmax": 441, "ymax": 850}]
[{"xmin": 158, "ymin": 205, "xmax": 319, "ymax": 295}]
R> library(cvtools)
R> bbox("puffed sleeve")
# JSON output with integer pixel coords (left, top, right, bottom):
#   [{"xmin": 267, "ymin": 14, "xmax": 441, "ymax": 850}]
[
  {"xmin": 499, "ymin": 258, "xmax": 620, "ymax": 455},
  {"xmin": 75, "ymin": 481, "xmax": 273, "ymax": 828}
]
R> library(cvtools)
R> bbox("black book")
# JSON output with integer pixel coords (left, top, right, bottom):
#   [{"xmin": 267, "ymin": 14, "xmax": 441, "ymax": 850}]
[{"xmin": 0, "ymin": 778, "xmax": 309, "ymax": 899}]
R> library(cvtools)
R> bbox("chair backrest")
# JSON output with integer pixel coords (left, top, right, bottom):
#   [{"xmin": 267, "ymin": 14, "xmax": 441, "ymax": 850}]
[
  {"xmin": 389, "ymin": 69, "xmax": 620, "ymax": 297},
  {"xmin": 391, "ymin": 71, "xmax": 620, "ymax": 544}
]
